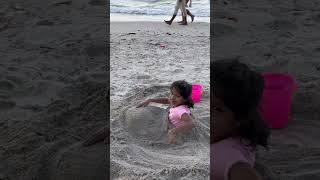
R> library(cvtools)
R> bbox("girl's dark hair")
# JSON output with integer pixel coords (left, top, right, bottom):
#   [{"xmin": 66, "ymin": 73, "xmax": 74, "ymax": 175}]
[
  {"xmin": 212, "ymin": 59, "xmax": 270, "ymax": 149},
  {"xmin": 170, "ymin": 80, "xmax": 194, "ymax": 108}
]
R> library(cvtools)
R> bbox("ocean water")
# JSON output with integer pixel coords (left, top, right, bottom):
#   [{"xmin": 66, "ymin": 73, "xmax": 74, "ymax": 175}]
[{"xmin": 110, "ymin": 0, "xmax": 210, "ymax": 17}]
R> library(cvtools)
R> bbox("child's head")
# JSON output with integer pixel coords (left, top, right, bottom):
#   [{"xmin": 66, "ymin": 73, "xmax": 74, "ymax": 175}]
[
  {"xmin": 211, "ymin": 60, "xmax": 270, "ymax": 149},
  {"xmin": 170, "ymin": 80, "xmax": 194, "ymax": 108}
]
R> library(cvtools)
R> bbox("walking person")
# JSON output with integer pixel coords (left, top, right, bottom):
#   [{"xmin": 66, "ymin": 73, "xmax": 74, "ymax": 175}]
[
  {"xmin": 179, "ymin": 0, "xmax": 194, "ymax": 23},
  {"xmin": 165, "ymin": 0, "xmax": 188, "ymax": 25}
]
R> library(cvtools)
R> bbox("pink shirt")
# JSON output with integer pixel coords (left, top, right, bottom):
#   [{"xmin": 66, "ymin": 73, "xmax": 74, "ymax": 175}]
[
  {"xmin": 169, "ymin": 105, "xmax": 191, "ymax": 127},
  {"xmin": 211, "ymin": 137, "xmax": 255, "ymax": 180}
]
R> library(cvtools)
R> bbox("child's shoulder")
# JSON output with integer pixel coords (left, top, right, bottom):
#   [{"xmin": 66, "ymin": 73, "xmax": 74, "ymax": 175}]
[
  {"xmin": 214, "ymin": 137, "xmax": 247, "ymax": 152},
  {"xmin": 176, "ymin": 105, "xmax": 191, "ymax": 111},
  {"xmin": 214, "ymin": 137, "xmax": 255, "ymax": 161},
  {"xmin": 170, "ymin": 105, "xmax": 191, "ymax": 115}
]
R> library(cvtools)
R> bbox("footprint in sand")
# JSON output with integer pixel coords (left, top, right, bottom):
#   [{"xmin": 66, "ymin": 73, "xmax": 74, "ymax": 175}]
[
  {"xmin": 314, "ymin": 47, "xmax": 320, "ymax": 53},
  {"xmin": 294, "ymin": 0, "xmax": 320, "ymax": 11},
  {"xmin": 36, "ymin": 20, "xmax": 54, "ymax": 26},
  {"xmin": 89, "ymin": 72, "xmax": 107, "ymax": 82},
  {"xmin": 303, "ymin": 17, "xmax": 316, "ymax": 26},
  {"xmin": 5, "ymin": 75, "xmax": 26, "ymax": 85},
  {"xmin": 0, "ymin": 100, "xmax": 15, "ymax": 110},
  {"xmin": 0, "ymin": 80, "xmax": 14, "ymax": 91},
  {"xmin": 173, "ymin": 69, "xmax": 183, "ymax": 73},
  {"xmin": 136, "ymin": 74, "xmax": 151, "ymax": 80},
  {"xmin": 85, "ymin": 42, "xmax": 107, "ymax": 57},
  {"xmin": 212, "ymin": 23, "xmax": 236, "ymax": 37},
  {"xmin": 311, "ymin": 13, "xmax": 320, "ymax": 22},
  {"xmin": 7, "ymin": 66, "xmax": 19, "ymax": 71},
  {"xmin": 36, "ymin": 143, "xmax": 108, "ymax": 180},
  {"xmin": 0, "ymin": 92, "xmax": 10, "ymax": 99},
  {"xmin": 0, "ymin": 16, "xmax": 11, "ymax": 32},
  {"xmin": 46, "ymin": 99, "xmax": 71, "ymax": 114},
  {"xmin": 265, "ymin": 20, "xmax": 297, "ymax": 31},
  {"xmin": 213, "ymin": 11, "xmax": 233, "ymax": 19}
]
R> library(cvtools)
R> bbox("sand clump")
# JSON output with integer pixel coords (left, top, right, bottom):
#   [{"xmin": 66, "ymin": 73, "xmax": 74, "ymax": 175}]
[{"xmin": 125, "ymin": 106, "xmax": 168, "ymax": 142}]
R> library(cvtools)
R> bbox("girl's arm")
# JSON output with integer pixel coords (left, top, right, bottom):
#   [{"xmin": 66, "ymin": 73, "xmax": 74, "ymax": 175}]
[
  {"xmin": 169, "ymin": 113, "xmax": 196, "ymax": 135},
  {"xmin": 189, "ymin": 0, "xmax": 192, "ymax": 7},
  {"xmin": 136, "ymin": 97, "xmax": 170, "ymax": 108},
  {"xmin": 229, "ymin": 162, "xmax": 263, "ymax": 180},
  {"xmin": 148, "ymin": 97, "xmax": 170, "ymax": 104}
]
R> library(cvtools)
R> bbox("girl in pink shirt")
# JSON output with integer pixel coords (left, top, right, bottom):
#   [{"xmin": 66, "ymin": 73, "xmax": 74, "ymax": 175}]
[
  {"xmin": 211, "ymin": 60, "xmax": 270, "ymax": 180},
  {"xmin": 137, "ymin": 80, "xmax": 196, "ymax": 144}
]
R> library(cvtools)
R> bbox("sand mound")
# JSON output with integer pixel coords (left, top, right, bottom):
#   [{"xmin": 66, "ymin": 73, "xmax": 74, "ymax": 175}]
[{"xmin": 125, "ymin": 106, "xmax": 168, "ymax": 142}]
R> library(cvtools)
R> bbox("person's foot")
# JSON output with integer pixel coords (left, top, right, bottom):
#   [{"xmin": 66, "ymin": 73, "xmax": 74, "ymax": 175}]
[
  {"xmin": 179, "ymin": 16, "xmax": 188, "ymax": 25},
  {"xmin": 191, "ymin": 15, "xmax": 195, "ymax": 22},
  {"xmin": 179, "ymin": 21, "xmax": 187, "ymax": 25},
  {"xmin": 164, "ymin": 20, "xmax": 172, "ymax": 25}
]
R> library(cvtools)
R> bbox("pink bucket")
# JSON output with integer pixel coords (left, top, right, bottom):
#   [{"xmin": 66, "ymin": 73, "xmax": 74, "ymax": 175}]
[
  {"xmin": 260, "ymin": 73, "xmax": 297, "ymax": 129},
  {"xmin": 192, "ymin": 84, "xmax": 203, "ymax": 103}
]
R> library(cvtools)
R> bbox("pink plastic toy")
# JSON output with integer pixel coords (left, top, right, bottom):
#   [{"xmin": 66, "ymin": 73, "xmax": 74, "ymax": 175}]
[
  {"xmin": 160, "ymin": 43, "xmax": 166, "ymax": 48},
  {"xmin": 260, "ymin": 73, "xmax": 297, "ymax": 129},
  {"xmin": 192, "ymin": 84, "xmax": 203, "ymax": 103}
]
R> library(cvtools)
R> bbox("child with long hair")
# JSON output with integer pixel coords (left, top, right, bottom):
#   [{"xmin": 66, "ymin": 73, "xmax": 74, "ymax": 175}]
[
  {"xmin": 211, "ymin": 60, "xmax": 270, "ymax": 180},
  {"xmin": 137, "ymin": 80, "xmax": 196, "ymax": 144}
]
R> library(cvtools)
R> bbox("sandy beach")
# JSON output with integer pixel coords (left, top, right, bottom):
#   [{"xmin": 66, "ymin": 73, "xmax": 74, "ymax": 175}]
[
  {"xmin": 213, "ymin": 0, "xmax": 320, "ymax": 179},
  {"xmin": 2, "ymin": 0, "xmax": 319, "ymax": 178},
  {"xmin": 110, "ymin": 22, "xmax": 210, "ymax": 179},
  {"xmin": 0, "ymin": 0, "xmax": 108, "ymax": 179}
]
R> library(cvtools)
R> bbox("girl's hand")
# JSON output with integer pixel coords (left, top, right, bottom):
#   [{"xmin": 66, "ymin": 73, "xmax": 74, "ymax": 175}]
[
  {"xmin": 136, "ymin": 99, "xmax": 150, "ymax": 108},
  {"xmin": 168, "ymin": 130, "xmax": 177, "ymax": 144}
]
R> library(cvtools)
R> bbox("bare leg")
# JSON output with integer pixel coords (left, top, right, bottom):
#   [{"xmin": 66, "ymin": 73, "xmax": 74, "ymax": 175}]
[
  {"xmin": 179, "ymin": 0, "xmax": 188, "ymax": 25},
  {"xmin": 187, "ymin": 9, "xmax": 195, "ymax": 22},
  {"xmin": 179, "ymin": 16, "xmax": 187, "ymax": 25},
  {"xmin": 165, "ymin": 1, "xmax": 180, "ymax": 25},
  {"xmin": 178, "ymin": 8, "xmax": 185, "ymax": 23},
  {"xmin": 179, "ymin": 9, "xmax": 194, "ymax": 23}
]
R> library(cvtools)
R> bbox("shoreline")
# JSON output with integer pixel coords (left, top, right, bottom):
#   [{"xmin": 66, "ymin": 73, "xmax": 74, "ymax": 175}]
[{"xmin": 110, "ymin": 13, "xmax": 210, "ymax": 23}]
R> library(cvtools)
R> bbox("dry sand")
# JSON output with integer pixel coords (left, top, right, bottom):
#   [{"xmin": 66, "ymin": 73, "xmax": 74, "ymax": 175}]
[
  {"xmin": 0, "ymin": 0, "xmax": 108, "ymax": 179},
  {"xmin": 213, "ymin": 0, "xmax": 320, "ymax": 179},
  {"xmin": 110, "ymin": 22, "xmax": 210, "ymax": 179}
]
